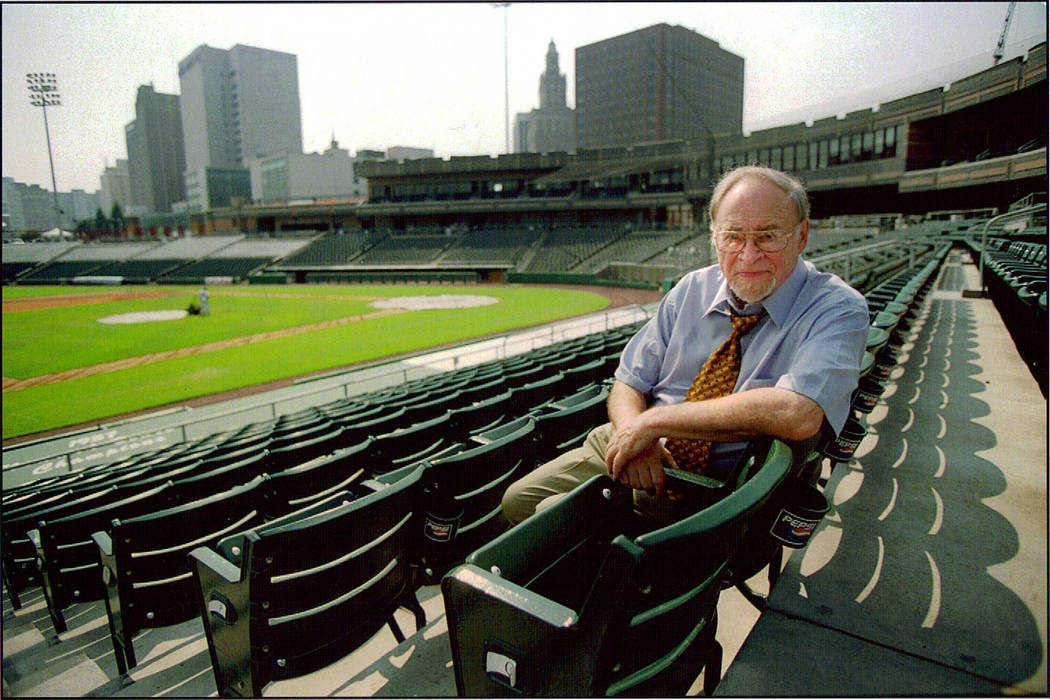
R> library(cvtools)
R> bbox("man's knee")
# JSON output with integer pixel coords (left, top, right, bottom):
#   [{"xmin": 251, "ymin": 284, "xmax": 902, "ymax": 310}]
[{"xmin": 501, "ymin": 475, "xmax": 533, "ymax": 526}]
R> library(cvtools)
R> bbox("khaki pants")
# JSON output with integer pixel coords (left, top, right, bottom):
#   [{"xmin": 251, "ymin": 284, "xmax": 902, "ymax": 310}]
[{"xmin": 502, "ymin": 423, "xmax": 691, "ymax": 526}]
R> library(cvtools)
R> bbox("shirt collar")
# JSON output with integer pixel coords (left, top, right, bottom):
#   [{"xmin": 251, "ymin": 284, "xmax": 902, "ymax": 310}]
[{"xmin": 705, "ymin": 257, "xmax": 808, "ymax": 325}]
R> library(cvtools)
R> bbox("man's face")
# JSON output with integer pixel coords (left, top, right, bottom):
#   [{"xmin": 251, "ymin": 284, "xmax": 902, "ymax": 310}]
[{"xmin": 713, "ymin": 176, "xmax": 809, "ymax": 303}]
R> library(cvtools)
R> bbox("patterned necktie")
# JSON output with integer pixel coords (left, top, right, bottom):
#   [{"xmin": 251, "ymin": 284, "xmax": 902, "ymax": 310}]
[{"xmin": 664, "ymin": 310, "xmax": 766, "ymax": 475}]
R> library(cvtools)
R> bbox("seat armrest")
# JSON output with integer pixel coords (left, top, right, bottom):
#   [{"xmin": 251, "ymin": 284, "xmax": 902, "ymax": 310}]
[
  {"xmin": 443, "ymin": 563, "xmax": 578, "ymax": 627},
  {"xmin": 188, "ymin": 546, "xmax": 242, "ymax": 584},
  {"xmin": 92, "ymin": 530, "xmax": 113, "ymax": 556}
]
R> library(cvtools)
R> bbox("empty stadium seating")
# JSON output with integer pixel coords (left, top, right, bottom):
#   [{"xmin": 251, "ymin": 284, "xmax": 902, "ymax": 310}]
[{"xmin": 188, "ymin": 465, "xmax": 426, "ymax": 697}]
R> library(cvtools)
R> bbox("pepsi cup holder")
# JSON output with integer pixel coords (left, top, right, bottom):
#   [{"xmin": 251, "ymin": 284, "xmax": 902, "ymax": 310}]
[
  {"xmin": 768, "ymin": 481, "xmax": 830, "ymax": 548},
  {"xmin": 423, "ymin": 505, "xmax": 464, "ymax": 544},
  {"xmin": 869, "ymin": 361, "xmax": 893, "ymax": 382},
  {"xmin": 819, "ymin": 415, "xmax": 867, "ymax": 463},
  {"xmin": 853, "ymin": 376, "xmax": 886, "ymax": 414}
]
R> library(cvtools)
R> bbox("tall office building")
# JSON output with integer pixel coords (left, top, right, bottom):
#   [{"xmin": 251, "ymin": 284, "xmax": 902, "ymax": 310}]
[
  {"xmin": 514, "ymin": 40, "xmax": 576, "ymax": 153},
  {"xmin": 575, "ymin": 24, "xmax": 744, "ymax": 149},
  {"xmin": 177, "ymin": 43, "xmax": 303, "ymax": 211},
  {"xmin": 125, "ymin": 85, "xmax": 186, "ymax": 214}
]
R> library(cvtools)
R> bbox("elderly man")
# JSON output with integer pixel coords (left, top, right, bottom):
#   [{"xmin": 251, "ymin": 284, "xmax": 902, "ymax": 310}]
[{"xmin": 502, "ymin": 165, "xmax": 870, "ymax": 525}]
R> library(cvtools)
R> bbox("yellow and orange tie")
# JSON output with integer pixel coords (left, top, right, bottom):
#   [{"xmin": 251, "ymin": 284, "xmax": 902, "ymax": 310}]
[{"xmin": 664, "ymin": 311, "xmax": 766, "ymax": 475}]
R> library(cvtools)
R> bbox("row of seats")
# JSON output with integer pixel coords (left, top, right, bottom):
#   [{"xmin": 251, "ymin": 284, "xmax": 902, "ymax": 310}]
[
  {"xmin": 440, "ymin": 244, "xmax": 952, "ymax": 697},
  {"xmin": 969, "ymin": 236, "xmax": 1047, "ymax": 395}
]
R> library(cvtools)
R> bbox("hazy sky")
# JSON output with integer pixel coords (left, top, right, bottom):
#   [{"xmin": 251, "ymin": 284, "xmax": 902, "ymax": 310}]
[{"xmin": 2, "ymin": 2, "xmax": 1045, "ymax": 193}]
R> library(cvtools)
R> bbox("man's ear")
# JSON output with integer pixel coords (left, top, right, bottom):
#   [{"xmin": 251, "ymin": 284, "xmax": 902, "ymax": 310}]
[{"xmin": 797, "ymin": 219, "xmax": 810, "ymax": 252}]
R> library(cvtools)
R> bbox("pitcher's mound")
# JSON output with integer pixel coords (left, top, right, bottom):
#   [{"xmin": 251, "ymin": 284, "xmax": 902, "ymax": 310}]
[
  {"xmin": 371, "ymin": 295, "xmax": 498, "ymax": 310},
  {"xmin": 98, "ymin": 310, "xmax": 189, "ymax": 324}
]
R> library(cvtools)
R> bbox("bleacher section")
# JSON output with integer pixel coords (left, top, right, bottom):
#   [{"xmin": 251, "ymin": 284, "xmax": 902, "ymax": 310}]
[
  {"xmin": 966, "ymin": 235, "xmax": 1048, "ymax": 395},
  {"xmin": 15, "ymin": 242, "xmax": 160, "ymax": 285},
  {"xmin": 351, "ymin": 235, "xmax": 453, "ymax": 266},
  {"xmin": 277, "ymin": 230, "xmax": 382, "ymax": 267},
  {"xmin": 3, "ymin": 242, "xmax": 1046, "ymax": 696},
  {"xmin": 157, "ymin": 238, "xmax": 310, "ymax": 284},
  {"xmin": 524, "ymin": 223, "xmax": 624, "ymax": 273},
  {"xmin": 1, "ymin": 242, "xmax": 82, "ymax": 284},
  {"xmin": 436, "ymin": 226, "xmax": 542, "ymax": 267}
]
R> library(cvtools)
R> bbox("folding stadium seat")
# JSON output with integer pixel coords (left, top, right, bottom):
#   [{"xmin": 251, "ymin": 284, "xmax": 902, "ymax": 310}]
[
  {"xmin": 454, "ymin": 375, "xmax": 508, "ymax": 406},
  {"xmin": 93, "ymin": 475, "xmax": 269, "ymax": 674},
  {"xmin": 528, "ymin": 383, "xmax": 610, "ymax": 466},
  {"xmin": 268, "ymin": 417, "xmax": 337, "ymax": 452},
  {"xmin": 338, "ymin": 406, "xmax": 409, "ymax": 446},
  {"xmin": 2, "ymin": 488, "xmax": 79, "ymax": 608},
  {"xmin": 502, "ymin": 362, "xmax": 545, "ymax": 389},
  {"xmin": 407, "ymin": 415, "xmax": 537, "ymax": 584},
  {"xmin": 853, "ymin": 326, "xmax": 892, "ymax": 415},
  {"xmin": 32, "ymin": 481, "xmax": 174, "ymax": 634},
  {"xmin": 536, "ymin": 352, "xmax": 581, "ymax": 375},
  {"xmin": 562, "ymin": 357, "xmax": 609, "ymax": 392},
  {"xmin": 189, "ymin": 465, "xmax": 426, "ymax": 697},
  {"xmin": 260, "ymin": 438, "xmax": 375, "ymax": 519},
  {"xmin": 399, "ymin": 388, "xmax": 464, "ymax": 425},
  {"xmin": 263, "ymin": 424, "xmax": 346, "ymax": 474},
  {"xmin": 2, "ymin": 483, "xmax": 133, "ymax": 609},
  {"xmin": 446, "ymin": 388, "xmax": 514, "ymax": 438},
  {"xmin": 507, "ymin": 371, "xmax": 568, "ymax": 418},
  {"xmin": 169, "ymin": 450, "xmax": 272, "ymax": 506},
  {"xmin": 442, "ymin": 440, "xmax": 795, "ymax": 696},
  {"xmin": 197, "ymin": 437, "xmax": 274, "ymax": 474},
  {"xmin": 323, "ymin": 401, "xmax": 383, "ymax": 424},
  {"xmin": 370, "ymin": 412, "xmax": 458, "ymax": 469}
]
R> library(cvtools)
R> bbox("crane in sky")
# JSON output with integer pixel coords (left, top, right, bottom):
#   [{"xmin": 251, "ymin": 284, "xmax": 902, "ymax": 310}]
[{"xmin": 992, "ymin": 1, "xmax": 1016, "ymax": 65}]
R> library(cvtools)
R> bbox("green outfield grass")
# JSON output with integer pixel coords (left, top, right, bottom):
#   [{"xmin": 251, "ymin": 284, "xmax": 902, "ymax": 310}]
[{"xmin": 2, "ymin": 284, "xmax": 610, "ymax": 439}]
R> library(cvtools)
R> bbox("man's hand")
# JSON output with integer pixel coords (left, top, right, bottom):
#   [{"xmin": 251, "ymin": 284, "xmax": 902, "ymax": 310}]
[{"xmin": 606, "ymin": 420, "xmax": 677, "ymax": 496}]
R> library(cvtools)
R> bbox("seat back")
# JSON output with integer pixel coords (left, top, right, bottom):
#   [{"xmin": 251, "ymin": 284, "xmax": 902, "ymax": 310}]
[
  {"xmin": 261, "ymin": 438, "xmax": 375, "ymax": 518},
  {"xmin": 442, "ymin": 439, "xmax": 794, "ymax": 697},
  {"xmin": 338, "ymin": 405, "xmax": 407, "ymax": 445},
  {"xmin": 399, "ymin": 389, "xmax": 463, "ymax": 425},
  {"xmin": 529, "ymin": 382, "xmax": 610, "ymax": 464},
  {"xmin": 370, "ymin": 412, "xmax": 452, "ymax": 467},
  {"xmin": 446, "ymin": 388, "xmax": 513, "ymax": 437},
  {"xmin": 190, "ymin": 466, "xmax": 425, "ymax": 696},
  {"xmin": 415, "ymin": 416, "xmax": 536, "ymax": 580},
  {"xmin": 507, "ymin": 370, "xmax": 566, "ymax": 416},
  {"xmin": 264, "ymin": 425, "xmax": 346, "ymax": 473},
  {"xmin": 34, "ymin": 482, "xmax": 173, "ymax": 633},
  {"xmin": 93, "ymin": 475, "xmax": 268, "ymax": 673},
  {"xmin": 562, "ymin": 357, "xmax": 608, "ymax": 392},
  {"xmin": 170, "ymin": 450, "xmax": 270, "ymax": 506}
]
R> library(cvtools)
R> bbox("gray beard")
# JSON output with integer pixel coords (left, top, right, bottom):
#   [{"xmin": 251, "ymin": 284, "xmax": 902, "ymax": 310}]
[{"xmin": 729, "ymin": 275, "xmax": 777, "ymax": 303}]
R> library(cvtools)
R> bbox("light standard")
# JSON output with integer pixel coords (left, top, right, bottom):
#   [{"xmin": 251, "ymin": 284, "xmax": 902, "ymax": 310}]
[
  {"xmin": 491, "ymin": 3, "xmax": 510, "ymax": 153},
  {"xmin": 26, "ymin": 72, "xmax": 62, "ymax": 232}
]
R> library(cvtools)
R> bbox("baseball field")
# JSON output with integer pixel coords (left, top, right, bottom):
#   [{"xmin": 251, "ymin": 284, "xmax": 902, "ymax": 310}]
[{"xmin": 2, "ymin": 283, "xmax": 626, "ymax": 441}]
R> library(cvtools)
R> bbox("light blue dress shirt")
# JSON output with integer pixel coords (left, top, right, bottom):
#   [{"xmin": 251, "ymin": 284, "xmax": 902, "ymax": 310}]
[{"xmin": 615, "ymin": 257, "xmax": 870, "ymax": 464}]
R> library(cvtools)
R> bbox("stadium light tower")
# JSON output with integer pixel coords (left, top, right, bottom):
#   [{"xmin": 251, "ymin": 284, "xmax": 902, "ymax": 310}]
[
  {"xmin": 492, "ymin": 2, "xmax": 510, "ymax": 153},
  {"xmin": 26, "ymin": 72, "xmax": 62, "ymax": 232}
]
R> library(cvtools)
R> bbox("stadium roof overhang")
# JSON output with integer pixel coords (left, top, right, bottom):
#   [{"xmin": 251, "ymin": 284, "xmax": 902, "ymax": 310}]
[{"xmin": 532, "ymin": 154, "xmax": 691, "ymax": 186}]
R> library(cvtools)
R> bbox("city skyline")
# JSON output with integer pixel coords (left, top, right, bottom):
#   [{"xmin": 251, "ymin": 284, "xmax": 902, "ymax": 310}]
[{"xmin": 2, "ymin": 2, "xmax": 1046, "ymax": 193}]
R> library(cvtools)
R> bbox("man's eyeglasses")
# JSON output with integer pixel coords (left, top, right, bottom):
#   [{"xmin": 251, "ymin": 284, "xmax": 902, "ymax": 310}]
[{"xmin": 712, "ymin": 225, "xmax": 800, "ymax": 253}]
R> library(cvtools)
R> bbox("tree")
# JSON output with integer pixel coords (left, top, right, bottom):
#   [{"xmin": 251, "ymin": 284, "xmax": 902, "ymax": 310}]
[
  {"xmin": 110, "ymin": 203, "xmax": 125, "ymax": 236},
  {"xmin": 95, "ymin": 207, "xmax": 108, "ymax": 235}
]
